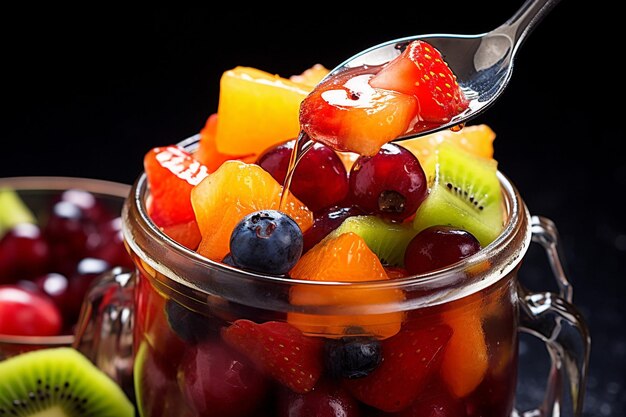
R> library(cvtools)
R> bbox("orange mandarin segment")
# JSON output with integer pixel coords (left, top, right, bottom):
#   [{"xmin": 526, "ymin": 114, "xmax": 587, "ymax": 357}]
[
  {"xmin": 440, "ymin": 306, "xmax": 489, "ymax": 397},
  {"xmin": 287, "ymin": 232, "xmax": 404, "ymax": 339},
  {"xmin": 191, "ymin": 160, "xmax": 313, "ymax": 262}
]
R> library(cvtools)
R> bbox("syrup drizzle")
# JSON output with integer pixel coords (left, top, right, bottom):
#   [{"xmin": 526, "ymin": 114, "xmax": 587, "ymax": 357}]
[{"xmin": 279, "ymin": 130, "xmax": 314, "ymax": 211}]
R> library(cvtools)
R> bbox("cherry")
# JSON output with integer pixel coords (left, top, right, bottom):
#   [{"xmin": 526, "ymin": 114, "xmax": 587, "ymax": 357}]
[
  {"xmin": 404, "ymin": 226, "xmax": 481, "ymax": 275},
  {"xmin": 0, "ymin": 284, "xmax": 62, "ymax": 336},
  {"xmin": 276, "ymin": 380, "xmax": 361, "ymax": 417},
  {"xmin": 256, "ymin": 139, "xmax": 349, "ymax": 212},
  {"xmin": 0, "ymin": 223, "xmax": 50, "ymax": 283},
  {"xmin": 177, "ymin": 340, "xmax": 270, "ymax": 417},
  {"xmin": 34, "ymin": 272, "xmax": 72, "ymax": 319},
  {"xmin": 43, "ymin": 199, "xmax": 100, "ymax": 275},
  {"xmin": 302, "ymin": 205, "xmax": 364, "ymax": 252},
  {"xmin": 349, "ymin": 143, "xmax": 427, "ymax": 222},
  {"xmin": 64, "ymin": 257, "xmax": 111, "ymax": 323},
  {"xmin": 58, "ymin": 188, "xmax": 114, "ymax": 224},
  {"xmin": 88, "ymin": 216, "xmax": 133, "ymax": 269}
]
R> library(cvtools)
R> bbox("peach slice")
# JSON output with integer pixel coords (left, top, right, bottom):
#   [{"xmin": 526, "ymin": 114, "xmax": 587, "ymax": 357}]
[
  {"xmin": 191, "ymin": 160, "xmax": 313, "ymax": 262},
  {"xmin": 287, "ymin": 232, "xmax": 404, "ymax": 339}
]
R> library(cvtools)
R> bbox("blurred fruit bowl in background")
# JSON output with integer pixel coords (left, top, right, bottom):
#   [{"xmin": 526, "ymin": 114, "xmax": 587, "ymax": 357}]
[{"xmin": 0, "ymin": 176, "xmax": 131, "ymax": 359}]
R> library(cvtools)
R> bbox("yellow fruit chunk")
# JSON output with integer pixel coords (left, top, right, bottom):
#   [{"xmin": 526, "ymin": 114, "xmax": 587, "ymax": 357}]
[
  {"xmin": 289, "ymin": 63, "xmax": 330, "ymax": 87},
  {"xmin": 288, "ymin": 232, "xmax": 404, "ymax": 339},
  {"xmin": 191, "ymin": 160, "xmax": 313, "ymax": 262},
  {"xmin": 214, "ymin": 66, "xmax": 313, "ymax": 156},
  {"xmin": 399, "ymin": 124, "xmax": 496, "ymax": 175},
  {"xmin": 440, "ymin": 307, "xmax": 489, "ymax": 397}
]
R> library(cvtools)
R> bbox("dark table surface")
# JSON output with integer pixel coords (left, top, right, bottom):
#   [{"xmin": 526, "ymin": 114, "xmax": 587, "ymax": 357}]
[{"xmin": 1, "ymin": 3, "xmax": 624, "ymax": 416}]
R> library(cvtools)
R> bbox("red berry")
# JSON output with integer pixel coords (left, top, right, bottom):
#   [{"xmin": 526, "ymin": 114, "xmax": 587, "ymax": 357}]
[
  {"xmin": 404, "ymin": 226, "xmax": 481, "ymax": 275},
  {"xmin": 0, "ymin": 284, "xmax": 62, "ymax": 336},
  {"xmin": 34, "ymin": 272, "xmax": 71, "ymax": 314},
  {"xmin": 178, "ymin": 340, "xmax": 270, "ymax": 417},
  {"xmin": 58, "ymin": 189, "xmax": 114, "ymax": 224},
  {"xmin": 257, "ymin": 139, "xmax": 349, "ymax": 212},
  {"xmin": 0, "ymin": 223, "xmax": 51, "ymax": 283},
  {"xmin": 88, "ymin": 217, "xmax": 133, "ymax": 269},
  {"xmin": 144, "ymin": 145, "xmax": 209, "ymax": 227},
  {"xmin": 64, "ymin": 258, "xmax": 111, "ymax": 324},
  {"xmin": 343, "ymin": 325, "xmax": 452, "ymax": 413},
  {"xmin": 349, "ymin": 143, "xmax": 427, "ymax": 222},
  {"xmin": 277, "ymin": 380, "xmax": 361, "ymax": 417},
  {"xmin": 222, "ymin": 319, "xmax": 324, "ymax": 394},
  {"xmin": 370, "ymin": 40, "xmax": 469, "ymax": 124}
]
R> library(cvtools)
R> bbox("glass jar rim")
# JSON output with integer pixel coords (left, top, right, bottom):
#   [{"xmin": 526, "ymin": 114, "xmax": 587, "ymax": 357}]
[{"xmin": 122, "ymin": 136, "xmax": 532, "ymax": 309}]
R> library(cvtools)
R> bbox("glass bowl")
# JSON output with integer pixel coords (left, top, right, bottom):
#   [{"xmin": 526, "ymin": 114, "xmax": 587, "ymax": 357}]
[{"xmin": 0, "ymin": 176, "xmax": 130, "ymax": 360}]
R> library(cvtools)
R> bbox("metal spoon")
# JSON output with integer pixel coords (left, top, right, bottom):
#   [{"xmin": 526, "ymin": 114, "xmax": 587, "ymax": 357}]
[{"xmin": 325, "ymin": 0, "xmax": 562, "ymax": 140}]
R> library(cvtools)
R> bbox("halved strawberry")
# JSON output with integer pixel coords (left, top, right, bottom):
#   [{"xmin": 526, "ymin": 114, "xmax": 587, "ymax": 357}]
[
  {"xmin": 343, "ymin": 324, "xmax": 452, "ymax": 413},
  {"xmin": 144, "ymin": 145, "xmax": 209, "ymax": 227},
  {"xmin": 221, "ymin": 319, "xmax": 324, "ymax": 394},
  {"xmin": 370, "ymin": 40, "xmax": 469, "ymax": 124},
  {"xmin": 300, "ymin": 72, "xmax": 418, "ymax": 156}
]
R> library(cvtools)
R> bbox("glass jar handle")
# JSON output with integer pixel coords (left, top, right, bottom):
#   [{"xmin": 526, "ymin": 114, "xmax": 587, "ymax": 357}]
[
  {"xmin": 73, "ymin": 267, "xmax": 136, "ymax": 400},
  {"xmin": 516, "ymin": 216, "xmax": 591, "ymax": 417}
]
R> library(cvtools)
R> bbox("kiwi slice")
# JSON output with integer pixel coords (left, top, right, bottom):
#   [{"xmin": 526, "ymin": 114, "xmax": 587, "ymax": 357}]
[
  {"xmin": 0, "ymin": 347, "xmax": 133, "ymax": 416},
  {"xmin": 412, "ymin": 143, "xmax": 504, "ymax": 247},
  {"xmin": 326, "ymin": 215, "xmax": 418, "ymax": 267},
  {"xmin": 0, "ymin": 188, "xmax": 36, "ymax": 238}
]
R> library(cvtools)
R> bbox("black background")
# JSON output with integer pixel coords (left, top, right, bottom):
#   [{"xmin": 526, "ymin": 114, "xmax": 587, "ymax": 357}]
[{"xmin": 1, "ymin": 2, "xmax": 624, "ymax": 415}]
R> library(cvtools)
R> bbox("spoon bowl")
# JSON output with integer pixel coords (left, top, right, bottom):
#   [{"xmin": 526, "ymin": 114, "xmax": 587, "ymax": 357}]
[{"xmin": 325, "ymin": 0, "xmax": 561, "ymax": 140}]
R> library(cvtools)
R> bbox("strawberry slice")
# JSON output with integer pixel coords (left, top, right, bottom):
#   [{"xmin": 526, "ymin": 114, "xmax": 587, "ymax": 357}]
[
  {"xmin": 221, "ymin": 319, "xmax": 324, "ymax": 394},
  {"xmin": 370, "ymin": 40, "xmax": 469, "ymax": 124},
  {"xmin": 144, "ymin": 145, "xmax": 209, "ymax": 227},
  {"xmin": 343, "ymin": 324, "xmax": 452, "ymax": 413},
  {"xmin": 300, "ymin": 71, "xmax": 418, "ymax": 156}
]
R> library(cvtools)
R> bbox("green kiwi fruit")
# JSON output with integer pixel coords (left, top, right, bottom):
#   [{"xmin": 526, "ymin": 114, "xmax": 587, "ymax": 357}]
[
  {"xmin": 325, "ymin": 215, "xmax": 418, "ymax": 266},
  {"xmin": 0, "ymin": 347, "xmax": 133, "ymax": 417},
  {"xmin": 412, "ymin": 143, "xmax": 504, "ymax": 247},
  {"xmin": 0, "ymin": 188, "xmax": 36, "ymax": 237}
]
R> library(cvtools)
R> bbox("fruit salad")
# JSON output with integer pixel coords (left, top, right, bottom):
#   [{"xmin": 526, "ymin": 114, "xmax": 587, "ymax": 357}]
[{"xmin": 133, "ymin": 39, "xmax": 516, "ymax": 417}]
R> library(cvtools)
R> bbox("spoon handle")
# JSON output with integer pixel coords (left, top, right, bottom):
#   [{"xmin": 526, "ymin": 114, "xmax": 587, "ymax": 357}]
[{"xmin": 496, "ymin": 0, "xmax": 562, "ymax": 51}]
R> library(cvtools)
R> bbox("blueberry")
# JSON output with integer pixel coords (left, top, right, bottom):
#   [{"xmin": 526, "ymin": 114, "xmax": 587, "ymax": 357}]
[
  {"xmin": 165, "ymin": 299, "xmax": 215, "ymax": 343},
  {"xmin": 229, "ymin": 210, "xmax": 303, "ymax": 275},
  {"xmin": 324, "ymin": 335, "xmax": 382, "ymax": 379}
]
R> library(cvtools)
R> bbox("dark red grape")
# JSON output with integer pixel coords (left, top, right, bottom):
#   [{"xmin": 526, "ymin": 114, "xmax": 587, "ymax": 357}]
[
  {"xmin": 257, "ymin": 139, "xmax": 349, "ymax": 212},
  {"xmin": 404, "ymin": 226, "xmax": 481, "ymax": 275},
  {"xmin": 89, "ymin": 216, "xmax": 133, "ymax": 269},
  {"xmin": 64, "ymin": 257, "xmax": 111, "ymax": 323},
  {"xmin": 34, "ymin": 272, "xmax": 71, "ymax": 318},
  {"xmin": 58, "ymin": 189, "xmax": 114, "ymax": 224},
  {"xmin": 0, "ymin": 223, "xmax": 50, "ymax": 283},
  {"xmin": 349, "ymin": 143, "xmax": 427, "ymax": 222},
  {"xmin": 302, "ymin": 205, "xmax": 364, "ymax": 252}
]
